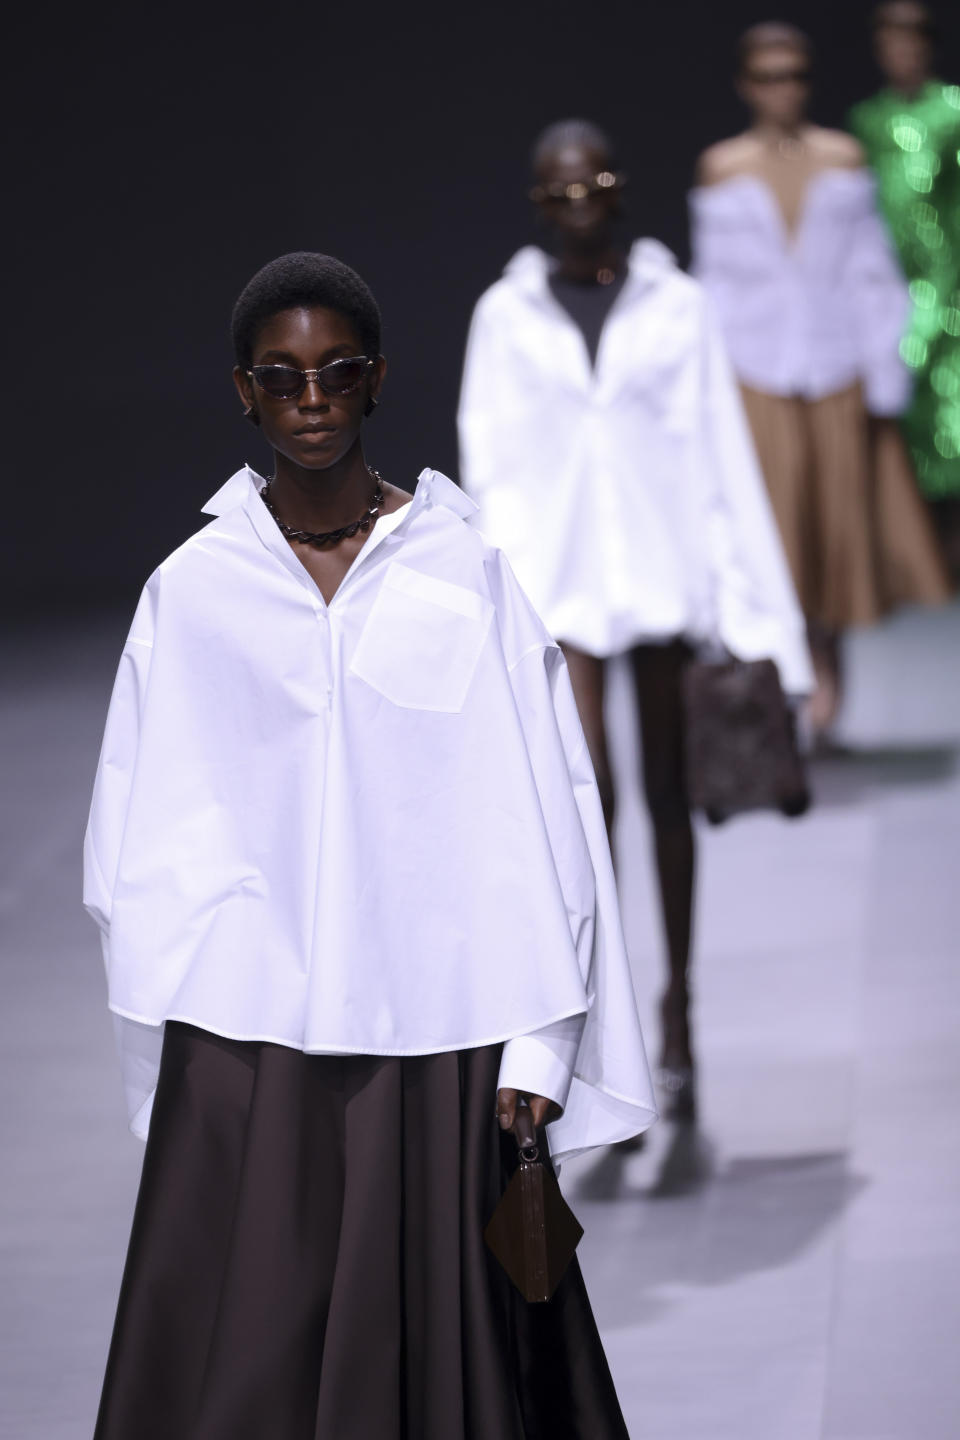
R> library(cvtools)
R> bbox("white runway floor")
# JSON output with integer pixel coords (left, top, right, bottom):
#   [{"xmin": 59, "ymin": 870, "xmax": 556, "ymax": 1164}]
[{"xmin": 2, "ymin": 603, "xmax": 959, "ymax": 1440}]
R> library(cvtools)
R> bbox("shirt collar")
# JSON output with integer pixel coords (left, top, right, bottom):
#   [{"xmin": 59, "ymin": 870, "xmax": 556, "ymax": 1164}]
[
  {"xmin": 501, "ymin": 239, "xmax": 677, "ymax": 302},
  {"xmin": 202, "ymin": 464, "xmax": 475, "ymax": 523},
  {"xmin": 411, "ymin": 466, "xmax": 478, "ymax": 520},
  {"xmin": 201, "ymin": 464, "xmax": 258, "ymax": 516},
  {"xmin": 199, "ymin": 465, "xmax": 474, "ymax": 604}
]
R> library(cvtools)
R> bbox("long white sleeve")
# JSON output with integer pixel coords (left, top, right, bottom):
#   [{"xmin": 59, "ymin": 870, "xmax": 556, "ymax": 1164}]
[
  {"xmin": 498, "ymin": 1014, "xmax": 585, "ymax": 1112},
  {"xmin": 488, "ymin": 550, "xmax": 657, "ymax": 1158},
  {"xmin": 688, "ymin": 190, "xmax": 723, "ymax": 290},
  {"xmin": 845, "ymin": 181, "xmax": 912, "ymax": 417},
  {"xmin": 696, "ymin": 298, "xmax": 815, "ymax": 696},
  {"xmin": 83, "ymin": 581, "xmax": 162, "ymax": 1137},
  {"xmin": 457, "ymin": 289, "xmax": 517, "ymax": 504},
  {"xmin": 83, "ymin": 584, "xmax": 156, "ymax": 941}
]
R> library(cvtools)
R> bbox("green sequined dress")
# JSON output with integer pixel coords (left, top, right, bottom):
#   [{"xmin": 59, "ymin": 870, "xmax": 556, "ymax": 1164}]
[{"xmin": 849, "ymin": 82, "xmax": 960, "ymax": 498}]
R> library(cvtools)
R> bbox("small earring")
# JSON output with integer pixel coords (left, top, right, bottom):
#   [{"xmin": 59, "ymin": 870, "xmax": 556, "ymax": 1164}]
[
  {"xmin": 244, "ymin": 406, "xmax": 261, "ymax": 427},
  {"xmin": 364, "ymin": 395, "xmax": 380, "ymax": 418}
]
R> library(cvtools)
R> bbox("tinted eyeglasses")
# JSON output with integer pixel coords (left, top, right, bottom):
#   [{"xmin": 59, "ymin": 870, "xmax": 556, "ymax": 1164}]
[
  {"xmin": 529, "ymin": 170, "xmax": 625, "ymax": 204},
  {"xmin": 248, "ymin": 356, "xmax": 374, "ymax": 400},
  {"xmin": 746, "ymin": 67, "xmax": 811, "ymax": 86}
]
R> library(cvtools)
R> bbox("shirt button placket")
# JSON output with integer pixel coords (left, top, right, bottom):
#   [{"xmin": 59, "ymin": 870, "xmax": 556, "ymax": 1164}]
[{"xmin": 315, "ymin": 604, "xmax": 334, "ymax": 711}]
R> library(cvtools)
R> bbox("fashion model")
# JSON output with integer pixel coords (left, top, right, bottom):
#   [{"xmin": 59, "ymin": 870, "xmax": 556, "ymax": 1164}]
[
  {"xmin": 849, "ymin": 2, "xmax": 960, "ymax": 562},
  {"xmin": 84, "ymin": 252, "xmax": 656, "ymax": 1439},
  {"xmin": 458, "ymin": 121, "xmax": 811, "ymax": 1123},
  {"xmin": 692, "ymin": 21, "xmax": 950, "ymax": 732}
]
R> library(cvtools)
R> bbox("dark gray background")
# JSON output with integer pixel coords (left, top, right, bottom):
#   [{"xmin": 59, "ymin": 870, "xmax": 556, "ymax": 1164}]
[{"xmin": 7, "ymin": 0, "xmax": 958, "ymax": 611}]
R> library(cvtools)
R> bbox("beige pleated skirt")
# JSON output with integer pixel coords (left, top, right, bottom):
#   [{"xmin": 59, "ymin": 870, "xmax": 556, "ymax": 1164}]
[{"xmin": 740, "ymin": 383, "xmax": 951, "ymax": 630}]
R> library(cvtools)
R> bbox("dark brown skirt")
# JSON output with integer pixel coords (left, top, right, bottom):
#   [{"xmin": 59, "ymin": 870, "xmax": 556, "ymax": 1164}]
[{"xmin": 94, "ymin": 1022, "xmax": 630, "ymax": 1440}]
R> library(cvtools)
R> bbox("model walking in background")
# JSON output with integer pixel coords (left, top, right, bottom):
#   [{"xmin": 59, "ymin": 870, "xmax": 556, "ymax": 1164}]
[
  {"xmin": 84, "ymin": 251, "xmax": 655, "ymax": 1439},
  {"xmin": 849, "ymin": 1, "xmax": 960, "ymax": 571},
  {"xmin": 692, "ymin": 21, "xmax": 950, "ymax": 734},
  {"xmin": 459, "ymin": 120, "xmax": 811, "ymax": 1120}
]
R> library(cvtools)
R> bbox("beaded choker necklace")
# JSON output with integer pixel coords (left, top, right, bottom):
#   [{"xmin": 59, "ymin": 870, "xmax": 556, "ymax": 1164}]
[{"xmin": 261, "ymin": 470, "xmax": 385, "ymax": 547}]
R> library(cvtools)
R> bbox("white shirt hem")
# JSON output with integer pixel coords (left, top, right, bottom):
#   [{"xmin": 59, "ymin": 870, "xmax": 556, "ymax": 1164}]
[{"xmin": 107, "ymin": 1000, "xmax": 590, "ymax": 1059}]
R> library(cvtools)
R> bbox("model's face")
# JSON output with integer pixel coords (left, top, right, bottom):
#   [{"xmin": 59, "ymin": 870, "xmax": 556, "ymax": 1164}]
[
  {"xmin": 738, "ymin": 45, "xmax": 811, "ymax": 129},
  {"xmin": 874, "ymin": 25, "xmax": 931, "ymax": 89},
  {"xmin": 233, "ymin": 306, "xmax": 385, "ymax": 471},
  {"xmin": 533, "ymin": 141, "xmax": 620, "ymax": 249}
]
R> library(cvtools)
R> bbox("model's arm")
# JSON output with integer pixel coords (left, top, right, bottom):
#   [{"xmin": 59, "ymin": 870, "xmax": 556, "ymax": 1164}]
[
  {"xmin": 463, "ymin": 297, "xmax": 596, "ymax": 1132},
  {"xmin": 83, "ymin": 582, "xmax": 157, "ymax": 947},
  {"xmin": 688, "ymin": 147, "xmax": 741, "ymax": 285},
  {"xmin": 497, "ymin": 1015, "xmax": 585, "ymax": 1128},
  {"xmin": 457, "ymin": 292, "xmax": 520, "ymax": 502},
  {"xmin": 493, "ymin": 635, "xmax": 595, "ymax": 1132},
  {"xmin": 83, "ymin": 584, "xmax": 162, "ymax": 1137},
  {"xmin": 486, "ymin": 554, "xmax": 656, "ymax": 1154},
  {"xmin": 693, "ymin": 136, "xmax": 746, "ymax": 189},
  {"xmin": 845, "ymin": 174, "xmax": 913, "ymax": 417},
  {"xmin": 695, "ymin": 294, "xmax": 814, "ymax": 696}
]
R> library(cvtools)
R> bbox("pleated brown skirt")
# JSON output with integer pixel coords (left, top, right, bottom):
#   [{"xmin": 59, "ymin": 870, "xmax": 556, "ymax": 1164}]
[
  {"xmin": 740, "ymin": 383, "xmax": 951, "ymax": 629},
  {"xmin": 94, "ymin": 1022, "xmax": 630, "ymax": 1440}
]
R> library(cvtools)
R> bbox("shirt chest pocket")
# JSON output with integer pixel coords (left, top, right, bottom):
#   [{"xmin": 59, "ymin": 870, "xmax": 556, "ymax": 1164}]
[{"xmin": 348, "ymin": 561, "xmax": 494, "ymax": 713}]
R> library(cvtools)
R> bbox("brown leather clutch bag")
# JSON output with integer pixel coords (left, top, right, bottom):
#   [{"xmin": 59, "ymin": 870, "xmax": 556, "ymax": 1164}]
[{"xmin": 484, "ymin": 1107, "xmax": 583, "ymax": 1303}]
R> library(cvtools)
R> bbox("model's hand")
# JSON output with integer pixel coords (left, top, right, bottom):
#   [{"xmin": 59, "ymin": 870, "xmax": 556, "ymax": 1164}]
[{"xmin": 496, "ymin": 1087, "xmax": 561, "ymax": 1136}]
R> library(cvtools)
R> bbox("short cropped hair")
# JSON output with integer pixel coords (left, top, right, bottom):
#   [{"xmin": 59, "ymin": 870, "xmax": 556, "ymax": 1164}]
[
  {"xmin": 871, "ymin": 1, "xmax": 934, "ymax": 36},
  {"xmin": 738, "ymin": 21, "xmax": 814, "ymax": 69},
  {"xmin": 531, "ymin": 118, "xmax": 614, "ymax": 173},
  {"xmin": 231, "ymin": 252, "xmax": 382, "ymax": 369}
]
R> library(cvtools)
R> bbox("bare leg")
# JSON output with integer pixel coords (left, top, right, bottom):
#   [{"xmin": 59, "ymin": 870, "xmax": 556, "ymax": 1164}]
[
  {"xmin": 807, "ymin": 623, "xmax": 843, "ymax": 738},
  {"xmin": 559, "ymin": 643, "xmax": 615, "ymax": 843},
  {"xmin": 630, "ymin": 643, "xmax": 696, "ymax": 1098}
]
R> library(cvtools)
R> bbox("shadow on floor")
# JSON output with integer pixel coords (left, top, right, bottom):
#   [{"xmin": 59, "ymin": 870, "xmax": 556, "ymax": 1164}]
[
  {"xmin": 809, "ymin": 743, "xmax": 958, "ymax": 808},
  {"xmin": 570, "ymin": 1125, "xmax": 868, "ymax": 1298},
  {"xmin": 573, "ymin": 1123, "xmax": 716, "ymax": 1203}
]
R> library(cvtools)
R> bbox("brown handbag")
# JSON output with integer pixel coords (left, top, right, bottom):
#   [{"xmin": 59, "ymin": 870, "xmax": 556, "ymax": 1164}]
[
  {"xmin": 682, "ymin": 655, "xmax": 811, "ymax": 825},
  {"xmin": 484, "ymin": 1107, "xmax": 583, "ymax": 1303}
]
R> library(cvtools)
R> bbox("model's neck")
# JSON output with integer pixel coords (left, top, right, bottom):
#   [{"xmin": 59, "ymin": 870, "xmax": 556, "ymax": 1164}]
[
  {"xmin": 751, "ymin": 119, "xmax": 810, "ymax": 147},
  {"xmin": 554, "ymin": 239, "xmax": 626, "ymax": 284},
  {"xmin": 269, "ymin": 441, "xmax": 374, "ymax": 530},
  {"xmin": 889, "ymin": 72, "xmax": 931, "ymax": 98}
]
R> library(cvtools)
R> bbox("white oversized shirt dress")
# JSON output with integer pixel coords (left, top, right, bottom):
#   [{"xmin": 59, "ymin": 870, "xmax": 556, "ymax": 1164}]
[
  {"xmin": 457, "ymin": 240, "xmax": 812, "ymax": 694},
  {"xmin": 83, "ymin": 466, "xmax": 656, "ymax": 1162},
  {"xmin": 689, "ymin": 168, "xmax": 912, "ymax": 416}
]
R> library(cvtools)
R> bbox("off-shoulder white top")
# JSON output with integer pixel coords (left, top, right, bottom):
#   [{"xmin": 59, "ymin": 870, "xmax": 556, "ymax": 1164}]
[{"xmin": 689, "ymin": 168, "xmax": 911, "ymax": 416}]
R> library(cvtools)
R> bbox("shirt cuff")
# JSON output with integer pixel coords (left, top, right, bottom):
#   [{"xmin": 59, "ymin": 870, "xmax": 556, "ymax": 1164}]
[{"xmin": 497, "ymin": 1014, "xmax": 585, "ymax": 1114}]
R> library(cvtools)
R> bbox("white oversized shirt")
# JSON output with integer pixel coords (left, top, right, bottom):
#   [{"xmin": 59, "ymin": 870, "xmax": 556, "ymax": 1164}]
[
  {"xmin": 689, "ymin": 168, "xmax": 912, "ymax": 415},
  {"xmin": 458, "ymin": 241, "xmax": 813, "ymax": 694},
  {"xmin": 83, "ymin": 466, "xmax": 656, "ymax": 1162}
]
